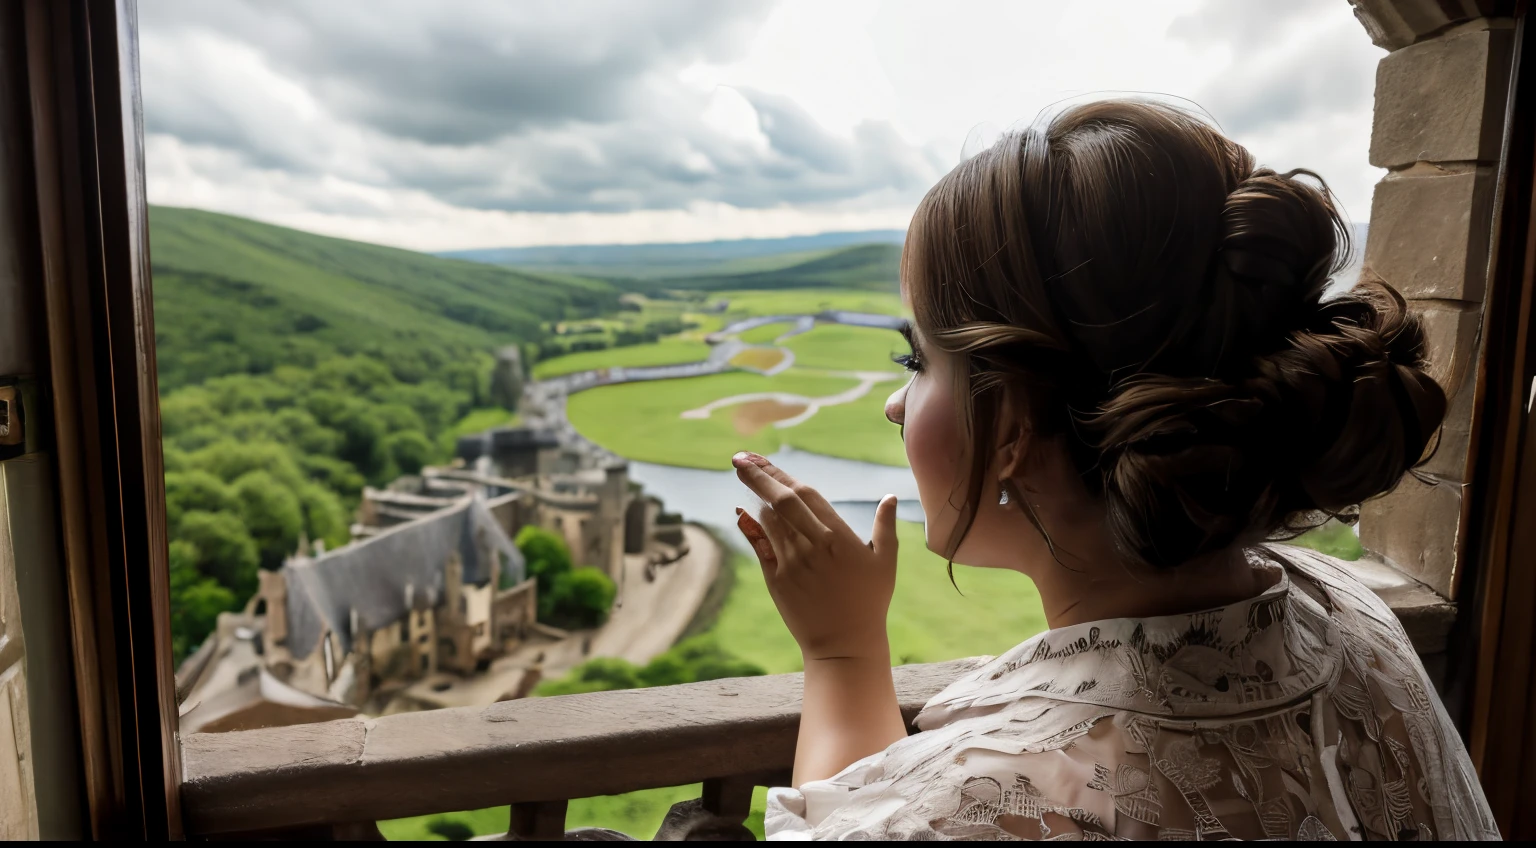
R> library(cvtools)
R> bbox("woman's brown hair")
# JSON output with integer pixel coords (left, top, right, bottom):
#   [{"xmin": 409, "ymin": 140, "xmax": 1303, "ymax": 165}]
[{"xmin": 905, "ymin": 99, "xmax": 1447, "ymax": 569}]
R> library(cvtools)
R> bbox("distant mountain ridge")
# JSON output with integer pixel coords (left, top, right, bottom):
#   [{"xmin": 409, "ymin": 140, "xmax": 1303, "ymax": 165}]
[{"xmin": 439, "ymin": 229, "xmax": 906, "ymax": 280}]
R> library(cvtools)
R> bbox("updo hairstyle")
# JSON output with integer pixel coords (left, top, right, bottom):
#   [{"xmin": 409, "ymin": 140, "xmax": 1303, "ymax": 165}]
[{"xmin": 905, "ymin": 100, "xmax": 1447, "ymax": 569}]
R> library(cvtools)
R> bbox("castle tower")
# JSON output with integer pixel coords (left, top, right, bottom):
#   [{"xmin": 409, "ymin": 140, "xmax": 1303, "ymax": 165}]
[
  {"xmin": 597, "ymin": 463, "xmax": 628, "ymax": 577},
  {"xmin": 256, "ymin": 568, "xmax": 289, "ymax": 646}
]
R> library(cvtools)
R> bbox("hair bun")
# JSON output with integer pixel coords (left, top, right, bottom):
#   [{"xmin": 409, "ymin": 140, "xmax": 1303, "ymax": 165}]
[
  {"xmin": 1090, "ymin": 280, "xmax": 1447, "ymax": 569},
  {"xmin": 1184, "ymin": 169, "xmax": 1352, "ymax": 373}
]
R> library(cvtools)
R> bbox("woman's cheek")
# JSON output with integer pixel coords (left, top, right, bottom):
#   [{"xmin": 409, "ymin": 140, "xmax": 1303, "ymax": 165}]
[{"xmin": 901, "ymin": 376, "xmax": 964, "ymax": 552}]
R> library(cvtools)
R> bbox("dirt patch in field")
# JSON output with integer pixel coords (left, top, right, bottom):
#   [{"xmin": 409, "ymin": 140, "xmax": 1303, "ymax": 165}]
[
  {"xmin": 732, "ymin": 399, "xmax": 807, "ymax": 435},
  {"xmin": 729, "ymin": 347, "xmax": 786, "ymax": 371}
]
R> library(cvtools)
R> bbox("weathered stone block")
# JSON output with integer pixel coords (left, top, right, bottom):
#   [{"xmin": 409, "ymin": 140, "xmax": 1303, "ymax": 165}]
[
  {"xmin": 1351, "ymin": 0, "xmax": 1508, "ymax": 51},
  {"xmin": 1364, "ymin": 166, "xmax": 1495, "ymax": 301},
  {"xmin": 1370, "ymin": 27, "xmax": 1512, "ymax": 169},
  {"xmin": 1412, "ymin": 300, "xmax": 1482, "ymax": 481},
  {"xmin": 1360, "ymin": 477, "xmax": 1462, "ymax": 598}
]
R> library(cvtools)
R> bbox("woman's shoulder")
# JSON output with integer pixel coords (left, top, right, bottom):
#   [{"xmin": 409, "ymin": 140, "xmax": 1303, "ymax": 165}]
[{"xmin": 1258, "ymin": 541, "xmax": 1420, "ymax": 643}]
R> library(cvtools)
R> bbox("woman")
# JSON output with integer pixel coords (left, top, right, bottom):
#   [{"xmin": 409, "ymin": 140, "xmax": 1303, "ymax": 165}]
[{"xmin": 732, "ymin": 100, "xmax": 1498, "ymax": 841}]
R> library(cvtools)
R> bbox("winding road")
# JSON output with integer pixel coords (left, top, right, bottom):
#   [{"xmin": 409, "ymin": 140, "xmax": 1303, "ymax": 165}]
[{"xmin": 520, "ymin": 309, "xmax": 906, "ymax": 461}]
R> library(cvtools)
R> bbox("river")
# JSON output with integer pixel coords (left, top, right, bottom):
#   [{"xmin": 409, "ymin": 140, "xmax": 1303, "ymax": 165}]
[{"xmin": 626, "ymin": 446, "xmax": 926, "ymax": 551}]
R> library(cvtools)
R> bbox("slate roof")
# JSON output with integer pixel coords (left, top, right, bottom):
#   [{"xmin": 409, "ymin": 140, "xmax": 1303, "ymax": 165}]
[{"xmin": 282, "ymin": 495, "xmax": 525, "ymax": 660}]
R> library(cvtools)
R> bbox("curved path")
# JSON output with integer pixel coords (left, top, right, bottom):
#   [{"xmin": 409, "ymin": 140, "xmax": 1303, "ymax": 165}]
[
  {"xmin": 520, "ymin": 309, "xmax": 906, "ymax": 464},
  {"xmin": 679, "ymin": 371, "xmax": 900, "ymax": 429}
]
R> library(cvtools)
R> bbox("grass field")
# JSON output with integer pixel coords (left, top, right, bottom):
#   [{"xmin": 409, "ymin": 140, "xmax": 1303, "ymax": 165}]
[
  {"xmin": 783, "ymin": 324, "xmax": 908, "ymax": 373},
  {"xmin": 729, "ymin": 347, "xmax": 788, "ymax": 371},
  {"xmin": 532, "ymin": 336, "xmax": 712, "ymax": 379},
  {"xmin": 566, "ymin": 371, "xmax": 898, "ymax": 470},
  {"xmin": 739, "ymin": 321, "xmax": 794, "ymax": 344},
  {"xmin": 718, "ymin": 288, "xmax": 905, "ymax": 319},
  {"xmin": 781, "ymin": 386, "xmax": 908, "ymax": 466}
]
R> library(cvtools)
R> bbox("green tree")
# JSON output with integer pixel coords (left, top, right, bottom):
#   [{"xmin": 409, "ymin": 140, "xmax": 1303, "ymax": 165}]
[
  {"xmin": 231, "ymin": 470, "xmax": 305, "ymax": 569},
  {"xmin": 190, "ymin": 440, "xmax": 307, "ymax": 491},
  {"xmin": 383, "ymin": 430, "xmax": 436, "ymax": 476},
  {"xmin": 271, "ymin": 407, "xmax": 343, "ymax": 456},
  {"xmin": 159, "ymin": 388, "xmax": 220, "ymax": 438},
  {"xmin": 167, "ymin": 539, "xmax": 238, "ymax": 662},
  {"xmin": 177, "ymin": 510, "xmax": 260, "ymax": 599},
  {"xmin": 373, "ymin": 402, "xmax": 427, "ymax": 435},
  {"xmin": 303, "ymin": 395, "xmax": 388, "ymax": 481},
  {"xmin": 536, "ymin": 636, "xmax": 766, "ymax": 697},
  {"xmin": 533, "ymin": 657, "xmax": 643, "ymax": 696},
  {"xmin": 298, "ymin": 483, "xmax": 350, "ymax": 551},
  {"xmin": 394, "ymin": 381, "xmax": 462, "ymax": 434},
  {"xmin": 163, "ymin": 470, "xmax": 236, "ymax": 531},
  {"xmin": 635, "ymin": 652, "xmax": 691, "ymax": 688},
  {"xmin": 515, "ymin": 525, "xmax": 573, "ymax": 596},
  {"xmin": 662, "ymin": 635, "xmax": 765, "ymax": 683},
  {"xmin": 296, "ymin": 454, "xmax": 366, "ymax": 500},
  {"xmin": 544, "ymin": 567, "xmax": 617, "ymax": 629}
]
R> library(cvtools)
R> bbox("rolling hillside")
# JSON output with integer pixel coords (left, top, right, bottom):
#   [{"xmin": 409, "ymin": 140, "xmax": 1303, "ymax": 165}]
[
  {"xmin": 650, "ymin": 242, "xmax": 900, "ymax": 293},
  {"xmin": 439, "ymin": 228, "xmax": 904, "ymax": 280},
  {"xmin": 149, "ymin": 206, "xmax": 618, "ymax": 390}
]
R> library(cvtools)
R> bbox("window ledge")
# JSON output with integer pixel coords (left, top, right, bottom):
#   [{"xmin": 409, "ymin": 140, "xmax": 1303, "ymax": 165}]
[{"xmin": 1353, "ymin": 551, "xmax": 1457, "ymax": 655}]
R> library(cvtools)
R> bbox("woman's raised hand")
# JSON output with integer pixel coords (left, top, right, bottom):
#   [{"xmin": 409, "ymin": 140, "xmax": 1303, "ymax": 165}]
[{"xmin": 731, "ymin": 451, "xmax": 898, "ymax": 662}]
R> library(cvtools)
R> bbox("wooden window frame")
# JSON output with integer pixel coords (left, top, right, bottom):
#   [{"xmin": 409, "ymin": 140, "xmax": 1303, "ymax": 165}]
[
  {"xmin": 2, "ymin": 0, "xmax": 1535, "ymax": 838},
  {"xmin": 13, "ymin": 0, "xmax": 179, "ymax": 838},
  {"xmin": 1458, "ymin": 4, "xmax": 1536, "ymax": 837}
]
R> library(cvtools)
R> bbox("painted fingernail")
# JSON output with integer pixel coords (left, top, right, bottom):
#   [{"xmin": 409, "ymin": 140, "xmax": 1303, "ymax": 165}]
[{"xmin": 731, "ymin": 452, "xmax": 751, "ymax": 467}]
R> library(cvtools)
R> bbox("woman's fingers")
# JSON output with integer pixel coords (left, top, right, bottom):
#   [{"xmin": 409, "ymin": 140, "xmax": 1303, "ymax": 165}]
[
  {"xmin": 870, "ymin": 494, "xmax": 898, "ymax": 557},
  {"xmin": 735, "ymin": 507, "xmax": 778, "ymax": 576},
  {"xmin": 756, "ymin": 504, "xmax": 805, "ymax": 568},
  {"xmin": 733, "ymin": 451, "xmax": 843, "ymax": 525},
  {"xmin": 732, "ymin": 452, "xmax": 830, "ymax": 541}
]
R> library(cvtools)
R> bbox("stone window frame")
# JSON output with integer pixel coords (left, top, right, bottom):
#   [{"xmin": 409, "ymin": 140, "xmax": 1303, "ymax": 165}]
[{"xmin": 1345, "ymin": 1, "xmax": 1518, "ymax": 676}]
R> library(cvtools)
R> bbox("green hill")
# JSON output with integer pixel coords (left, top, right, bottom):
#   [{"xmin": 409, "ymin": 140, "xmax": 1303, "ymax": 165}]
[
  {"xmin": 439, "ymin": 228, "xmax": 904, "ymax": 280},
  {"xmin": 645, "ymin": 243, "xmax": 900, "ymax": 293},
  {"xmin": 149, "ymin": 206, "xmax": 618, "ymax": 390}
]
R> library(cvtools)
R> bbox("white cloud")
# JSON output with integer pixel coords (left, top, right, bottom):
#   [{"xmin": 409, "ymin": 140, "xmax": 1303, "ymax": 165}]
[{"xmin": 139, "ymin": 0, "xmax": 1385, "ymax": 250}]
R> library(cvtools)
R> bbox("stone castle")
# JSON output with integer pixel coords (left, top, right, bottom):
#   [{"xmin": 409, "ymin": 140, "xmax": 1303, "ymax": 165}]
[{"xmin": 175, "ymin": 423, "xmax": 686, "ymax": 733}]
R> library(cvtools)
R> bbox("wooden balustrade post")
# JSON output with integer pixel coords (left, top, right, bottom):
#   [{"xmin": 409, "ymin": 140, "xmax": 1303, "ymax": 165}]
[
  {"xmin": 654, "ymin": 775, "xmax": 758, "ymax": 841},
  {"xmin": 508, "ymin": 799, "xmax": 569, "ymax": 841},
  {"xmin": 700, "ymin": 775, "xmax": 756, "ymax": 822}
]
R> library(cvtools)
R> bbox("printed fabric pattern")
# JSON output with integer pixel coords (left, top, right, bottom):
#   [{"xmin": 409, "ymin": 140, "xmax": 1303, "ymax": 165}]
[{"xmin": 765, "ymin": 546, "xmax": 1499, "ymax": 841}]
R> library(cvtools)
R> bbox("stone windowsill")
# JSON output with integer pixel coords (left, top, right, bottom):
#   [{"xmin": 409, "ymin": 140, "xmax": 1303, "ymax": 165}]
[{"xmin": 1352, "ymin": 550, "xmax": 1457, "ymax": 654}]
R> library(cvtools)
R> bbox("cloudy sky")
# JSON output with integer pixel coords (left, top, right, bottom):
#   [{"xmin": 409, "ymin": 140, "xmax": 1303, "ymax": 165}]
[{"xmin": 139, "ymin": 0, "xmax": 1382, "ymax": 252}]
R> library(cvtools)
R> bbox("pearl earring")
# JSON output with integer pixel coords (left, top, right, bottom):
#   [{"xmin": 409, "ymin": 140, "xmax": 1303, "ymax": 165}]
[{"xmin": 998, "ymin": 485, "xmax": 1010, "ymax": 506}]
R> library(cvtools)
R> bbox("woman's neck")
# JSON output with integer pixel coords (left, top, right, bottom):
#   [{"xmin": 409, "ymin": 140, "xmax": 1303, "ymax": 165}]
[{"xmin": 1023, "ymin": 542, "xmax": 1272, "ymax": 630}]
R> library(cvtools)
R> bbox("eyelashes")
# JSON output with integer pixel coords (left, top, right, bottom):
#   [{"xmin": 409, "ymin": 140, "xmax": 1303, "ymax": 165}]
[{"xmin": 896, "ymin": 320, "xmax": 923, "ymax": 372}]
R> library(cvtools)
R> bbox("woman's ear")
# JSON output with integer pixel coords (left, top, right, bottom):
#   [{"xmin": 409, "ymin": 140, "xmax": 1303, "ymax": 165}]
[{"xmin": 993, "ymin": 402, "xmax": 1032, "ymax": 482}]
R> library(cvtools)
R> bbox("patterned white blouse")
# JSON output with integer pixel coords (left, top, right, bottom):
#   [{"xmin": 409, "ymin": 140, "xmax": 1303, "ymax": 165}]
[{"xmin": 765, "ymin": 545, "xmax": 1499, "ymax": 841}]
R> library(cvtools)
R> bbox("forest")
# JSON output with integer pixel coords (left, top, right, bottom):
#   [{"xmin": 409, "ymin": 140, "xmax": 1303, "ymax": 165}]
[{"xmin": 150, "ymin": 206, "xmax": 617, "ymax": 660}]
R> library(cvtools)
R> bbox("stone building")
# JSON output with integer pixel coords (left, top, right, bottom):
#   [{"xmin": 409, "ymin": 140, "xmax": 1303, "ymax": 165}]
[
  {"xmin": 176, "ymin": 493, "xmax": 539, "ymax": 729},
  {"xmin": 175, "ymin": 424, "xmax": 676, "ymax": 732}
]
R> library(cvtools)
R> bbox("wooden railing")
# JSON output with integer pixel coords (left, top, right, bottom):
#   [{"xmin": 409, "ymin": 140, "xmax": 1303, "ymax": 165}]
[{"xmin": 179, "ymin": 657, "xmax": 986, "ymax": 840}]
